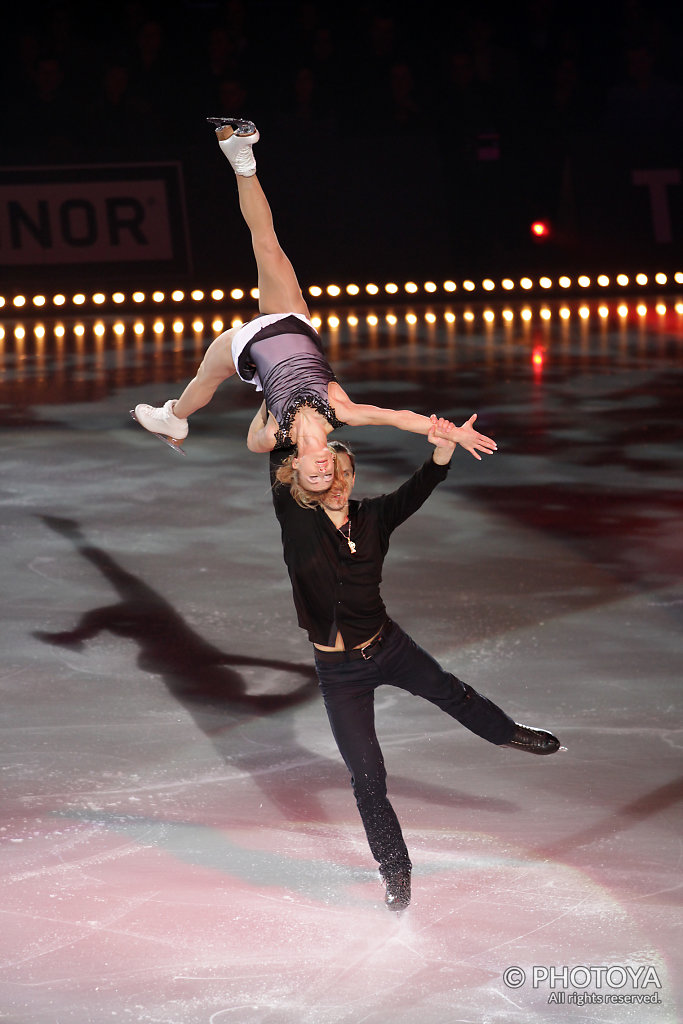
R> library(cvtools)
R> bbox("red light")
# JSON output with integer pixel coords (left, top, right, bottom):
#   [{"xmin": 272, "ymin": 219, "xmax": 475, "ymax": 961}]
[
  {"xmin": 532, "ymin": 345, "xmax": 544, "ymax": 369},
  {"xmin": 531, "ymin": 220, "xmax": 551, "ymax": 239}
]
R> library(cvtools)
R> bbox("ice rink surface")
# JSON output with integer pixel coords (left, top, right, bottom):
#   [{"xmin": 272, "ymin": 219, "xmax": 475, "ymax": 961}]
[{"xmin": 1, "ymin": 302, "xmax": 681, "ymax": 1023}]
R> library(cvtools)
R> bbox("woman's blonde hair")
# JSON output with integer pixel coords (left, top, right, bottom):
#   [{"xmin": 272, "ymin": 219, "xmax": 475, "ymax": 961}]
[{"xmin": 274, "ymin": 441, "xmax": 354, "ymax": 509}]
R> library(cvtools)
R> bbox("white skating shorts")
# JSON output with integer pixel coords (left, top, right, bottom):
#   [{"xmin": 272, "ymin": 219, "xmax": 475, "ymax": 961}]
[{"xmin": 230, "ymin": 312, "xmax": 316, "ymax": 390}]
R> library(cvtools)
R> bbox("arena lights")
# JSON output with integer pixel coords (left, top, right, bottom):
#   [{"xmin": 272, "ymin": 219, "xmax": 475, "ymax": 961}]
[
  {"xmin": 10, "ymin": 300, "xmax": 678, "ymax": 339},
  {"xmin": 0, "ymin": 271, "xmax": 681, "ymax": 316}
]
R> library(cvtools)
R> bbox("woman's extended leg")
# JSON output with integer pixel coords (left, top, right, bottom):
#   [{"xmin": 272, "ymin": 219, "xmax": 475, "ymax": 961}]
[
  {"xmin": 214, "ymin": 124, "xmax": 310, "ymax": 318},
  {"xmin": 172, "ymin": 328, "xmax": 238, "ymax": 420},
  {"xmin": 131, "ymin": 320, "xmax": 239, "ymax": 446},
  {"xmin": 238, "ymin": 176, "xmax": 310, "ymax": 317}
]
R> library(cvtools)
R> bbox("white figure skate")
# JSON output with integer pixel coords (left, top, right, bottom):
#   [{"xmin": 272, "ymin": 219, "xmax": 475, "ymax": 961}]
[
  {"xmin": 130, "ymin": 399, "xmax": 188, "ymax": 455},
  {"xmin": 206, "ymin": 116, "xmax": 259, "ymax": 176}
]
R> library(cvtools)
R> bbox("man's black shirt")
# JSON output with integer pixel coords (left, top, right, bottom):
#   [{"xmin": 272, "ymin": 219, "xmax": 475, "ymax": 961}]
[{"xmin": 270, "ymin": 451, "xmax": 450, "ymax": 647}]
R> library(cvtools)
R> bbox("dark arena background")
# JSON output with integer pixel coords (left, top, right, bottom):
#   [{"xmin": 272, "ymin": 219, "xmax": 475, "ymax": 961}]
[{"xmin": 1, "ymin": 2, "xmax": 681, "ymax": 1023}]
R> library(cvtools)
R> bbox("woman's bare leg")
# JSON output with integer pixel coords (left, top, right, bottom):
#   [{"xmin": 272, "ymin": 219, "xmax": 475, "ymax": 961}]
[
  {"xmin": 216, "ymin": 125, "xmax": 310, "ymax": 318},
  {"xmin": 132, "ymin": 326, "xmax": 238, "ymax": 442},
  {"xmin": 236, "ymin": 175, "xmax": 310, "ymax": 317},
  {"xmin": 173, "ymin": 326, "xmax": 239, "ymax": 420}
]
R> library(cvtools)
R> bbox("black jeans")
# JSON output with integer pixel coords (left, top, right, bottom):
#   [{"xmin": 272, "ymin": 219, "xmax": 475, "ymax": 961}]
[{"xmin": 314, "ymin": 620, "xmax": 516, "ymax": 876}]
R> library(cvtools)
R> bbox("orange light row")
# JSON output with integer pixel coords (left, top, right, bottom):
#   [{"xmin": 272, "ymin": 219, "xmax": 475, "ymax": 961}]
[
  {"xmin": 1, "ymin": 270, "xmax": 682, "ymax": 314},
  {"xmin": 2, "ymin": 301, "xmax": 683, "ymax": 341}
]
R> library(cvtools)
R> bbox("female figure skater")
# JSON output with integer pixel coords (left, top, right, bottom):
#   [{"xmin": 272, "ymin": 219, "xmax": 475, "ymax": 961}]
[{"xmin": 132, "ymin": 118, "xmax": 497, "ymax": 492}]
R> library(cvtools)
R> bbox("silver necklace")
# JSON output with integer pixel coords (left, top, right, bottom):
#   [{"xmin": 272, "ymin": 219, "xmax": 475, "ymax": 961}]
[{"xmin": 338, "ymin": 520, "xmax": 356, "ymax": 554}]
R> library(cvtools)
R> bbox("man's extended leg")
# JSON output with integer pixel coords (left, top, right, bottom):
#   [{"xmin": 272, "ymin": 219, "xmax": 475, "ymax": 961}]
[{"xmin": 370, "ymin": 621, "xmax": 560, "ymax": 753}]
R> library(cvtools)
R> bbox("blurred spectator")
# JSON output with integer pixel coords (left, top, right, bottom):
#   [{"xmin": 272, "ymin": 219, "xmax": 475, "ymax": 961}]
[
  {"xmin": 125, "ymin": 18, "xmax": 180, "ymax": 134},
  {"xmin": 84, "ymin": 61, "xmax": 151, "ymax": 159},
  {"xmin": 603, "ymin": 43, "xmax": 683, "ymax": 165},
  {"xmin": 6, "ymin": 53, "xmax": 80, "ymax": 161}
]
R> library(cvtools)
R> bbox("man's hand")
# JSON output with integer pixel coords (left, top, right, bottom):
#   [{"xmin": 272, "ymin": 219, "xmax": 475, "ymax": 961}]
[
  {"xmin": 428, "ymin": 416, "xmax": 458, "ymax": 464},
  {"xmin": 430, "ymin": 413, "xmax": 498, "ymax": 461}
]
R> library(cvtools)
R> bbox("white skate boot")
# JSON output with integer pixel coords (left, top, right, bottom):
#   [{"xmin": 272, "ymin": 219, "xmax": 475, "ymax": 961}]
[
  {"xmin": 206, "ymin": 116, "xmax": 259, "ymax": 176},
  {"xmin": 130, "ymin": 399, "xmax": 188, "ymax": 455}
]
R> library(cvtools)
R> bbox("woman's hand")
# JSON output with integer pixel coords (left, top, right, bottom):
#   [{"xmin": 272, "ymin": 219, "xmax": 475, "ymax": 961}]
[{"xmin": 431, "ymin": 413, "xmax": 498, "ymax": 461}]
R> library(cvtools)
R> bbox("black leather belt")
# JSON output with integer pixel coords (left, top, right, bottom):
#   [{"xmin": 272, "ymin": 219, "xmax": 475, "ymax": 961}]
[{"xmin": 314, "ymin": 620, "xmax": 393, "ymax": 662}]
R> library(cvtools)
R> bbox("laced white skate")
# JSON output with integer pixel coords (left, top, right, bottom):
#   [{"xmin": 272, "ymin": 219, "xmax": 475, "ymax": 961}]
[
  {"xmin": 130, "ymin": 399, "xmax": 188, "ymax": 455},
  {"xmin": 217, "ymin": 125, "xmax": 259, "ymax": 176}
]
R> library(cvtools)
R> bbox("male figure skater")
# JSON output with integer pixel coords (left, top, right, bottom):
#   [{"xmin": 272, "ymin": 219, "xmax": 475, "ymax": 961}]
[{"xmin": 268, "ymin": 423, "xmax": 561, "ymax": 911}]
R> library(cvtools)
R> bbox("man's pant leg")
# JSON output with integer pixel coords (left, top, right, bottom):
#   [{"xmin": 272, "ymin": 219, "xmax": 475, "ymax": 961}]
[
  {"xmin": 314, "ymin": 653, "xmax": 412, "ymax": 876},
  {"xmin": 374, "ymin": 621, "xmax": 516, "ymax": 745}
]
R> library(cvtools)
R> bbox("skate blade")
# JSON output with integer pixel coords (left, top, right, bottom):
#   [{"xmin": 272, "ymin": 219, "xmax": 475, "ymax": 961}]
[
  {"xmin": 129, "ymin": 409, "xmax": 187, "ymax": 455},
  {"xmin": 153, "ymin": 432, "xmax": 187, "ymax": 455}
]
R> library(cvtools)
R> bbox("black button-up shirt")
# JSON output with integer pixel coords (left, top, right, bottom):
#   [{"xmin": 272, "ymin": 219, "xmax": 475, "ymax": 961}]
[{"xmin": 270, "ymin": 451, "xmax": 451, "ymax": 647}]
